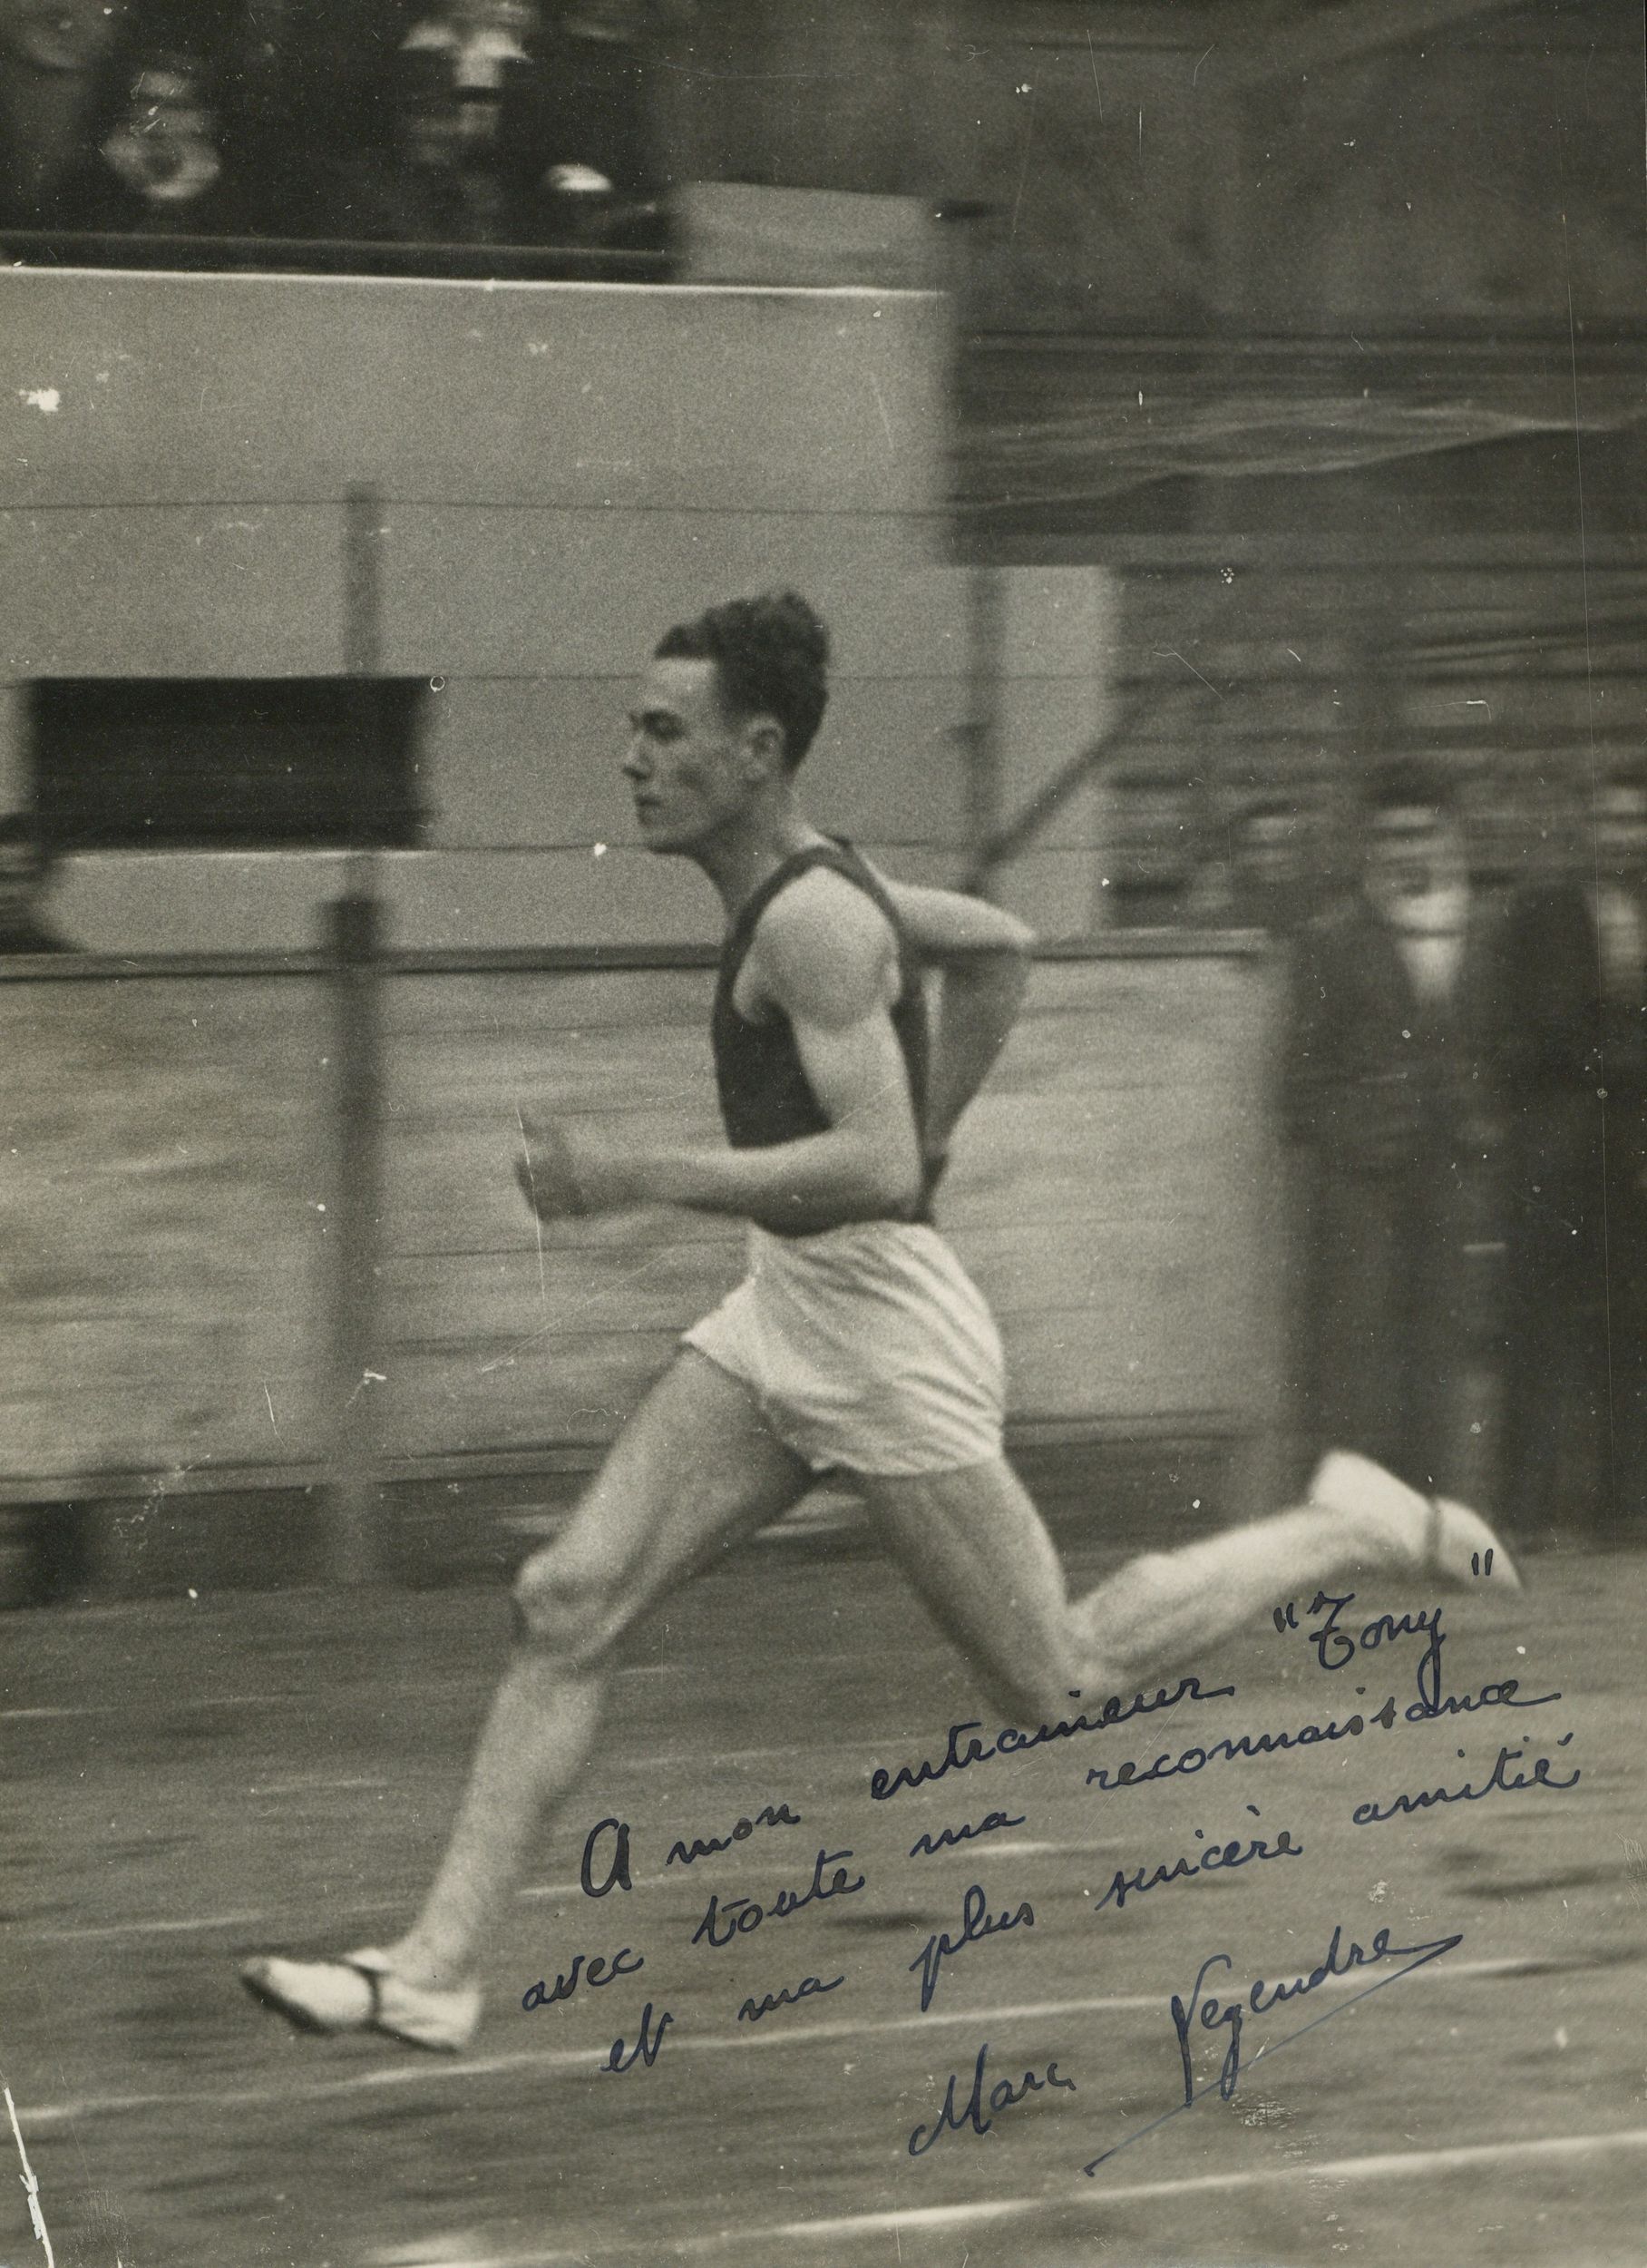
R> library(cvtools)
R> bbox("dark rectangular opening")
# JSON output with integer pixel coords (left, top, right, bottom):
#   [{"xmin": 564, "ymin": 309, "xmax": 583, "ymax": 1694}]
[{"xmin": 29, "ymin": 679, "xmax": 427, "ymax": 852}]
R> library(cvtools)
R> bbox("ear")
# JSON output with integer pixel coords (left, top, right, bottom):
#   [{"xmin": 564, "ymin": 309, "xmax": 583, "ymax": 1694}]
[{"xmin": 739, "ymin": 713, "xmax": 787, "ymax": 780}]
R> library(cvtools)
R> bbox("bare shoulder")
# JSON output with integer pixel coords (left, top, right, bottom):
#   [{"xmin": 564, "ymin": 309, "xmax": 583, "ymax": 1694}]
[{"xmin": 746, "ymin": 865, "xmax": 898, "ymax": 1024}]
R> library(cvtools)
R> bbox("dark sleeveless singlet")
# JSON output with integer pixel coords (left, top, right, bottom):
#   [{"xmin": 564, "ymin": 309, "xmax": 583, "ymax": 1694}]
[{"xmin": 710, "ymin": 839, "xmax": 931, "ymax": 1233}]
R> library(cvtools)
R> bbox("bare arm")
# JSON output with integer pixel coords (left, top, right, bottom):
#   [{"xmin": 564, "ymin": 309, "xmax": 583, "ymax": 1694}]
[
  {"xmin": 862, "ymin": 865, "xmax": 1036, "ymax": 1157},
  {"xmin": 519, "ymin": 874, "xmax": 922, "ymax": 1234}
]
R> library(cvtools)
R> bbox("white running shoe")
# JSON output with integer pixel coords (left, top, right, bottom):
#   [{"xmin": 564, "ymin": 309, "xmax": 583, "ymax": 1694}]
[
  {"xmin": 239, "ymin": 1948, "xmax": 482, "ymax": 2053},
  {"xmin": 1308, "ymin": 1451, "xmax": 1522, "ymax": 1590}
]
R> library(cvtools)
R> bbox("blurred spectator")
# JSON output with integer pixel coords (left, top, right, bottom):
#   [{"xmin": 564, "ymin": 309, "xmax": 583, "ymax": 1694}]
[
  {"xmin": 1496, "ymin": 762, "xmax": 1647, "ymax": 1542},
  {"xmin": 0, "ymin": 2, "xmax": 249, "ymax": 238},
  {"xmin": 1194, "ymin": 793, "xmax": 1324, "ymax": 938},
  {"xmin": 0, "ymin": 0, "xmax": 132, "ymax": 227},
  {"xmin": 1282, "ymin": 760, "xmax": 1505, "ymax": 1501},
  {"xmin": 0, "ymin": 814, "xmax": 73, "ymax": 953},
  {"xmin": 386, "ymin": 0, "xmax": 664, "ymax": 248},
  {"xmin": 1104, "ymin": 768, "xmax": 1204, "ymax": 926}
]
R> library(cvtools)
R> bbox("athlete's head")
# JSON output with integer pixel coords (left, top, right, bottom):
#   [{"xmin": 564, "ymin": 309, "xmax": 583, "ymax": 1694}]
[
  {"xmin": 625, "ymin": 593, "xmax": 831, "ymax": 855},
  {"xmin": 655, "ymin": 592, "xmax": 830, "ymax": 770}
]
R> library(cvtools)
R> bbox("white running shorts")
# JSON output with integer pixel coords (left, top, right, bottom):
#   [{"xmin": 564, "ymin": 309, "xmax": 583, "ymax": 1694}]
[{"xmin": 682, "ymin": 1220, "xmax": 1006, "ymax": 1477}]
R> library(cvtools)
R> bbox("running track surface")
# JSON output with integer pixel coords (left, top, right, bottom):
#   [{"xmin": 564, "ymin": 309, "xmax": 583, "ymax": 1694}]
[{"xmin": 2, "ymin": 1533, "xmax": 1642, "ymax": 2268}]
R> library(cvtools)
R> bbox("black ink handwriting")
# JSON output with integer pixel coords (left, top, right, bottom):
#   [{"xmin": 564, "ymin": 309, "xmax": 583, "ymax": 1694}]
[
  {"xmin": 736, "ymin": 1972, "xmax": 845, "ymax": 2023},
  {"xmin": 690, "ymin": 1847, "xmax": 866, "ymax": 1949},
  {"xmin": 908, "ymin": 1809, "xmax": 1026, "ymax": 1860},
  {"xmin": 666, "ymin": 1803, "xmax": 801, "ymax": 1868},
  {"xmin": 1092, "ymin": 1823, "xmax": 1302, "ymax": 1912},
  {"xmin": 521, "ymin": 1943, "xmax": 644, "ymax": 2011},
  {"xmin": 600, "ymin": 2000, "xmax": 672, "ymax": 2074},
  {"xmin": 870, "ymin": 1676, "xmax": 1235, "ymax": 1804},
  {"xmin": 1351, "ymin": 1736, "xmax": 1581, "ymax": 1824},
  {"xmin": 909, "ymin": 1882, "xmax": 1035, "ymax": 2013},
  {"xmin": 908, "ymin": 2041, "xmax": 1077, "ymax": 2156},
  {"xmin": 1082, "ymin": 1922, "xmax": 1462, "ymax": 2175}
]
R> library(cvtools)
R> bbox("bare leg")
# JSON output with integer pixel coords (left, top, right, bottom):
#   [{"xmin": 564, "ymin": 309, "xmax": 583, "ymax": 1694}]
[
  {"xmin": 387, "ymin": 1352, "xmax": 809, "ymax": 1990},
  {"xmin": 243, "ymin": 1353, "xmax": 807, "ymax": 2045},
  {"xmin": 864, "ymin": 1451, "xmax": 1515, "ymax": 1728}
]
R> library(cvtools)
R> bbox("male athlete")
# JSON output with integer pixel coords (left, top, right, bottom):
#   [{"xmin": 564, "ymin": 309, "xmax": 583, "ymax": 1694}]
[{"xmin": 243, "ymin": 591, "xmax": 1518, "ymax": 2049}]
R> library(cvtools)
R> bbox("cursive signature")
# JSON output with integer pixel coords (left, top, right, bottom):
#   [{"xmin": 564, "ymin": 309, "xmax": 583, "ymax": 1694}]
[{"xmin": 1082, "ymin": 1920, "xmax": 1462, "ymax": 2175}]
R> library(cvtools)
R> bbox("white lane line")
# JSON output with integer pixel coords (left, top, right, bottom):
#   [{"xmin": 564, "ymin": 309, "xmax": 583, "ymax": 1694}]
[
  {"xmin": 694, "ymin": 2126, "xmax": 1647, "ymax": 2247},
  {"xmin": 35, "ymin": 1911, "xmax": 271, "ymax": 1941},
  {"xmin": 18, "ymin": 1956, "xmax": 1561, "ymax": 2129}
]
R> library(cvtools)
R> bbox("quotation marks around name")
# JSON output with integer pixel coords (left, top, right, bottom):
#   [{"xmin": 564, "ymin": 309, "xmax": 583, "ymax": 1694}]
[{"xmin": 1470, "ymin": 1549, "xmax": 1495, "ymax": 1579}]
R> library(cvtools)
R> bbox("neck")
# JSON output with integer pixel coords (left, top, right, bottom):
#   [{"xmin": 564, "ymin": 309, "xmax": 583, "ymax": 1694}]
[{"xmin": 691, "ymin": 789, "xmax": 828, "ymax": 921}]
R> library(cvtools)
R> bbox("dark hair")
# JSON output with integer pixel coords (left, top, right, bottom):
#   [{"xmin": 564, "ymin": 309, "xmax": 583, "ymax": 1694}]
[
  {"xmin": 0, "ymin": 812, "xmax": 49, "ymax": 869},
  {"xmin": 654, "ymin": 591, "xmax": 831, "ymax": 768},
  {"xmin": 1364, "ymin": 758, "xmax": 1454, "ymax": 816}
]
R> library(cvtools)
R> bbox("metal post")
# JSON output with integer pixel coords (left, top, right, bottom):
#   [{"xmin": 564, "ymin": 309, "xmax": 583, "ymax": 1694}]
[
  {"xmin": 323, "ymin": 891, "xmax": 384, "ymax": 1582},
  {"xmin": 323, "ymin": 479, "xmax": 388, "ymax": 1581},
  {"xmin": 962, "ymin": 563, "xmax": 1006, "ymax": 880}
]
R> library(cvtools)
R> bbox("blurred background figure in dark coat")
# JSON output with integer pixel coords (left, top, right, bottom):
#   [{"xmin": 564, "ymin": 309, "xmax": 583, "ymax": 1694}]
[
  {"xmin": 1283, "ymin": 759, "xmax": 1505, "ymax": 1505},
  {"xmin": 1497, "ymin": 762, "xmax": 1647, "ymax": 1546}
]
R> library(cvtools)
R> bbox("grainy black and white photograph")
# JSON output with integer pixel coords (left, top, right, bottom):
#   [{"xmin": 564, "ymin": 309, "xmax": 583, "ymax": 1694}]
[{"xmin": 2, "ymin": 3, "xmax": 1644, "ymax": 2263}]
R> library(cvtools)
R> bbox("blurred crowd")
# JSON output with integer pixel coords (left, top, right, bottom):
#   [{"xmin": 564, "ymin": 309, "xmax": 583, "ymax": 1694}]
[
  {"xmin": 1245, "ymin": 759, "xmax": 1647, "ymax": 1552},
  {"xmin": 0, "ymin": 0, "xmax": 671, "ymax": 257}
]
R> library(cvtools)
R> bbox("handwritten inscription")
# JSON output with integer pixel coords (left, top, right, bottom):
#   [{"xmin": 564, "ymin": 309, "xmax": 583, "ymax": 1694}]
[
  {"xmin": 736, "ymin": 1972, "xmax": 845, "ymax": 2023},
  {"xmin": 908, "ymin": 2042, "xmax": 1077, "ymax": 2156},
  {"xmin": 1085, "ymin": 1676, "xmax": 1558, "ymax": 1795},
  {"xmin": 1274, "ymin": 1587, "xmax": 1447, "ymax": 1710},
  {"xmin": 531, "ymin": 1591, "xmax": 1575, "ymax": 2198},
  {"xmin": 909, "ymin": 1882, "xmax": 1036, "ymax": 2012},
  {"xmin": 1092, "ymin": 1819, "xmax": 1303, "ymax": 1912},
  {"xmin": 1169, "ymin": 1921, "xmax": 1464, "ymax": 2107},
  {"xmin": 689, "ymin": 1847, "xmax": 867, "ymax": 1948},
  {"xmin": 667, "ymin": 1803, "xmax": 801, "ymax": 1868},
  {"xmin": 870, "ymin": 1676, "xmax": 1236, "ymax": 1803},
  {"xmin": 908, "ymin": 1809, "xmax": 1026, "ymax": 1860},
  {"xmin": 521, "ymin": 1944, "xmax": 645, "ymax": 2011},
  {"xmin": 1351, "ymin": 1735, "xmax": 1581, "ymax": 1823},
  {"xmin": 600, "ymin": 2000, "xmax": 673, "ymax": 2076},
  {"xmin": 1081, "ymin": 1921, "xmax": 1465, "ymax": 2175}
]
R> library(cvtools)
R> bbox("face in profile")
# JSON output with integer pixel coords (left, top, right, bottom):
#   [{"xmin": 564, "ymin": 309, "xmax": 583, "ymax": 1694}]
[
  {"xmin": 1593, "ymin": 783, "xmax": 1647, "ymax": 884},
  {"xmin": 623, "ymin": 658, "xmax": 769, "ymax": 857},
  {"xmin": 0, "ymin": 0, "xmax": 125, "ymax": 73}
]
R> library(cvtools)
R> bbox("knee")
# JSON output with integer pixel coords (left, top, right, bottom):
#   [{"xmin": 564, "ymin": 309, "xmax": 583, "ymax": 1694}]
[{"xmin": 511, "ymin": 1541, "xmax": 622, "ymax": 1665}]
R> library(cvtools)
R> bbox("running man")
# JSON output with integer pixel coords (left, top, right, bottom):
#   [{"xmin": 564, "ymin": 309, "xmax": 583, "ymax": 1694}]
[{"xmin": 242, "ymin": 591, "xmax": 1518, "ymax": 2049}]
